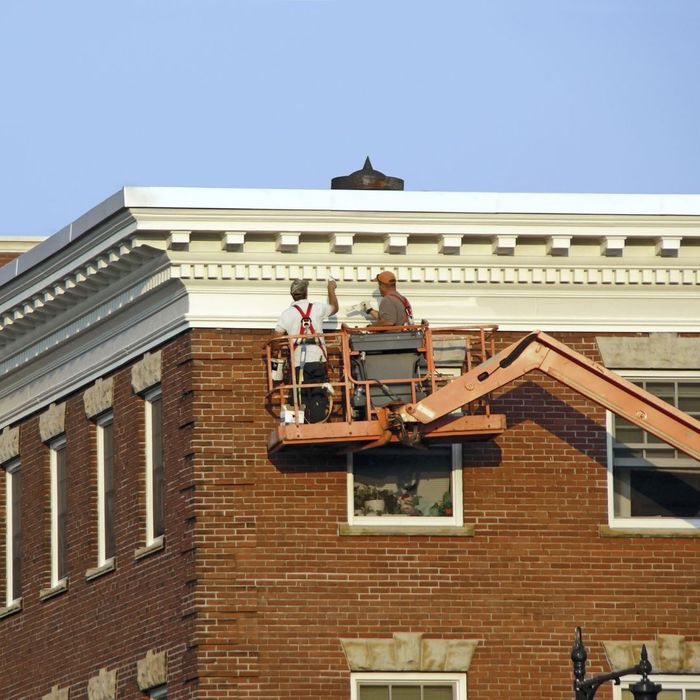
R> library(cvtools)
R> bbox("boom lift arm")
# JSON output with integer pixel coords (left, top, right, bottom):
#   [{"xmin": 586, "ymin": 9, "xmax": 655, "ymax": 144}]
[{"xmin": 398, "ymin": 330, "xmax": 700, "ymax": 462}]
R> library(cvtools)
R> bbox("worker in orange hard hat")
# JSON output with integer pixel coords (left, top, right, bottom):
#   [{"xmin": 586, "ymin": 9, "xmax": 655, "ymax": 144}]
[{"xmin": 367, "ymin": 271, "xmax": 414, "ymax": 326}]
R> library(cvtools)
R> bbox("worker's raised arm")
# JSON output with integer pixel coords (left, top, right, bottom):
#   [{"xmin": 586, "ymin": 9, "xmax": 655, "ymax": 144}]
[{"xmin": 327, "ymin": 279, "xmax": 339, "ymax": 315}]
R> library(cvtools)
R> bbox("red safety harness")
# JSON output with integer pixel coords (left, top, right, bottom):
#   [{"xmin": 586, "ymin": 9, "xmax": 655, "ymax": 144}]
[
  {"xmin": 293, "ymin": 303, "xmax": 327, "ymax": 360},
  {"xmin": 388, "ymin": 292, "xmax": 414, "ymax": 325}
]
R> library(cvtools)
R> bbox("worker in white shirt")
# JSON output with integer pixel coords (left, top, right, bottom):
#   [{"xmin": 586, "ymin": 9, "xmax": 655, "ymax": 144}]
[{"xmin": 274, "ymin": 278, "xmax": 339, "ymax": 422}]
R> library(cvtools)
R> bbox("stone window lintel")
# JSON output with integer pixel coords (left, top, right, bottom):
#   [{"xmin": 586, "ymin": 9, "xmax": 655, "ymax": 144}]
[
  {"xmin": 137, "ymin": 649, "xmax": 168, "ymax": 691},
  {"xmin": 340, "ymin": 632, "xmax": 480, "ymax": 672},
  {"xmin": 604, "ymin": 634, "xmax": 700, "ymax": 673},
  {"xmin": 39, "ymin": 403, "xmax": 66, "ymax": 444},
  {"xmin": 0, "ymin": 426, "xmax": 19, "ymax": 464},
  {"xmin": 131, "ymin": 351, "xmax": 162, "ymax": 395},
  {"xmin": 83, "ymin": 377, "xmax": 114, "ymax": 419},
  {"xmin": 87, "ymin": 667, "xmax": 117, "ymax": 700}
]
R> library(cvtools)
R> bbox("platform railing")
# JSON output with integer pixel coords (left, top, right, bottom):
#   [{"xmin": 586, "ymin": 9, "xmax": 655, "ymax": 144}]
[{"xmin": 264, "ymin": 324, "xmax": 498, "ymax": 426}]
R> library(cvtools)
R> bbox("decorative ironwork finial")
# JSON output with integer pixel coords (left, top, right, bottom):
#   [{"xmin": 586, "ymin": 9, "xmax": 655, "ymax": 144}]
[
  {"xmin": 628, "ymin": 645, "xmax": 662, "ymax": 700},
  {"xmin": 571, "ymin": 626, "xmax": 587, "ymax": 685},
  {"xmin": 639, "ymin": 645, "xmax": 651, "ymax": 677},
  {"xmin": 571, "ymin": 628, "xmax": 661, "ymax": 700}
]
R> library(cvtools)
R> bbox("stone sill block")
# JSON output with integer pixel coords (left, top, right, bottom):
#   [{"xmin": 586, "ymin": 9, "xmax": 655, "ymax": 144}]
[
  {"xmin": 339, "ymin": 524, "xmax": 475, "ymax": 537},
  {"xmin": 134, "ymin": 536, "xmax": 165, "ymax": 561},
  {"xmin": 39, "ymin": 579, "xmax": 68, "ymax": 602},
  {"xmin": 0, "ymin": 599, "xmax": 22, "ymax": 620},
  {"xmin": 85, "ymin": 558, "xmax": 116, "ymax": 582},
  {"xmin": 599, "ymin": 525, "xmax": 700, "ymax": 538}
]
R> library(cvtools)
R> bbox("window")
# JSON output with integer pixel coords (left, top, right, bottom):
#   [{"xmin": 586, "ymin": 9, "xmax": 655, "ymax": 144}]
[
  {"xmin": 145, "ymin": 387, "xmax": 164, "ymax": 544},
  {"xmin": 608, "ymin": 375, "xmax": 700, "ymax": 529},
  {"xmin": 4, "ymin": 459, "xmax": 21, "ymax": 606},
  {"xmin": 50, "ymin": 437, "xmax": 68, "ymax": 585},
  {"xmin": 348, "ymin": 445, "xmax": 462, "ymax": 527},
  {"xmin": 96, "ymin": 413, "xmax": 115, "ymax": 565},
  {"xmin": 614, "ymin": 674, "xmax": 700, "ymax": 699},
  {"xmin": 352, "ymin": 673, "xmax": 466, "ymax": 700},
  {"xmin": 147, "ymin": 686, "xmax": 167, "ymax": 699}
]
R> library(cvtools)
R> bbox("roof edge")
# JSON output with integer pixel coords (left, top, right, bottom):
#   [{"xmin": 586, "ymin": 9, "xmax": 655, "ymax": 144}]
[
  {"xmin": 121, "ymin": 186, "xmax": 700, "ymax": 216},
  {"xmin": 0, "ymin": 190, "xmax": 126, "ymax": 288}
]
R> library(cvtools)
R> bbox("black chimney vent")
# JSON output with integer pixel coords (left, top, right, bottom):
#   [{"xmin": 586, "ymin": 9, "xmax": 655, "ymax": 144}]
[{"xmin": 331, "ymin": 157, "xmax": 404, "ymax": 190}]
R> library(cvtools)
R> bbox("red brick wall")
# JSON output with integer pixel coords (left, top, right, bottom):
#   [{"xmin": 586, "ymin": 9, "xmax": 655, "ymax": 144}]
[
  {"xmin": 0, "ymin": 252, "xmax": 21, "ymax": 268},
  {"xmin": 189, "ymin": 329, "xmax": 700, "ymax": 700},
  {"xmin": 2, "ymin": 328, "xmax": 698, "ymax": 699},
  {"xmin": 0, "ymin": 333, "xmax": 196, "ymax": 699}
]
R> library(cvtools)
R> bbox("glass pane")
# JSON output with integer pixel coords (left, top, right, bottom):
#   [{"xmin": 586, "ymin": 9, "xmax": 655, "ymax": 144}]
[
  {"xmin": 644, "ymin": 446, "xmax": 675, "ymax": 460},
  {"xmin": 102, "ymin": 423, "xmax": 115, "ymax": 559},
  {"xmin": 657, "ymin": 690, "xmax": 682, "ymax": 700},
  {"xmin": 630, "ymin": 468, "xmax": 700, "ymax": 517},
  {"xmin": 685, "ymin": 690, "xmax": 700, "ymax": 699},
  {"xmin": 424, "ymin": 686, "xmax": 454, "ymax": 700},
  {"xmin": 353, "ymin": 447, "xmax": 452, "ymax": 517},
  {"xmin": 392, "ymin": 686, "xmax": 421, "ymax": 700},
  {"xmin": 678, "ymin": 383, "xmax": 700, "ymax": 414},
  {"xmin": 56, "ymin": 446, "xmax": 68, "ymax": 580},
  {"xmin": 645, "ymin": 382, "xmax": 674, "ymax": 402},
  {"xmin": 150, "ymin": 396, "xmax": 164, "ymax": 537},
  {"xmin": 622, "ymin": 689, "xmax": 682, "ymax": 700},
  {"xmin": 11, "ymin": 469, "xmax": 22, "ymax": 600},
  {"xmin": 359, "ymin": 686, "xmax": 390, "ymax": 700},
  {"xmin": 614, "ymin": 446, "xmax": 644, "ymax": 460},
  {"xmin": 615, "ymin": 418, "xmax": 644, "ymax": 445}
]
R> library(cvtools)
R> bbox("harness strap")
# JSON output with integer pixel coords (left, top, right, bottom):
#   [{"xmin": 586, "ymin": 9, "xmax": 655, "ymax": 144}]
[
  {"xmin": 388, "ymin": 292, "xmax": 414, "ymax": 324},
  {"xmin": 293, "ymin": 303, "xmax": 327, "ymax": 360}
]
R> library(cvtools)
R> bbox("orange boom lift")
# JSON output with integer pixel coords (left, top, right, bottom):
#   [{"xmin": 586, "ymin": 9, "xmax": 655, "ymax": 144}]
[{"xmin": 264, "ymin": 325, "xmax": 700, "ymax": 460}]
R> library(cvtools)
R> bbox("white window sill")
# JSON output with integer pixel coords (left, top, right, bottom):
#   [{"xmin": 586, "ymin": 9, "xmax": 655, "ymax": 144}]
[
  {"xmin": 134, "ymin": 536, "xmax": 165, "ymax": 561},
  {"xmin": 85, "ymin": 558, "xmax": 116, "ymax": 581},
  {"xmin": 0, "ymin": 599, "xmax": 22, "ymax": 620},
  {"xmin": 339, "ymin": 523, "xmax": 475, "ymax": 537},
  {"xmin": 39, "ymin": 578, "xmax": 69, "ymax": 601},
  {"xmin": 600, "ymin": 525, "xmax": 700, "ymax": 538}
]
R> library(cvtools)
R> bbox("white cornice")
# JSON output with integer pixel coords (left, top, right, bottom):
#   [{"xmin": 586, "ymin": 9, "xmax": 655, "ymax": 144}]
[
  {"xmin": 3, "ymin": 186, "xmax": 700, "ymax": 291},
  {"xmin": 0, "ymin": 236, "xmax": 44, "ymax": 253},
  {"xmin": 0, "ymin": 210, "xmax": 136, "ymax": 306},
  {"xmin": 129, "ymin": 207, "xmax": 700, "ymax": 237},
  {"xmin": 0, "ymin": 239, "xmax": 163, "ymax": 350},
  {"xmin": 0, "ymin": 191, "xmax": 126, "ymax": 288}
]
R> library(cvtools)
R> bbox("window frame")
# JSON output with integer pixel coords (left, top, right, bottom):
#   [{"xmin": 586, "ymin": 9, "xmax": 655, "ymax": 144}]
[
  {"xmin": 144, "ymin": 386, "xmax": 164, "ymax": 546},
  {"xmin": 351, "ymin": 672, "xmax": 467, "ymax": 700},
  {"xmin": 606, "ymin": 370, "xmax": 700, "ymax": 530},
  {"xmin": 347, "ymin": 443, "xmax": 463, "ymax": 527},
  {"xmin": 96, "ymin": 412, "xmax": 115, "ymax": 567},
  {"xmin": 49, "ymin": 436, "xmax": 68, "ymax": 587},
  {"xmin": 613, "ymin": 673, "xmax": 700, "ymax": 699},
  {"xmin": 4, "ymin": 458, "xmax": 21, "ymax": 607},
  {"xmin": 147, "ymin": 686, "xmax": 168, "ymax": 700}
]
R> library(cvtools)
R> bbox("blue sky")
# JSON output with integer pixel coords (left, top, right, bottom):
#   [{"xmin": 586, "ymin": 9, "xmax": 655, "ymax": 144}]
[{"xmin": 1, "ymin": 0, "xmax": 698, "ymax": 236}]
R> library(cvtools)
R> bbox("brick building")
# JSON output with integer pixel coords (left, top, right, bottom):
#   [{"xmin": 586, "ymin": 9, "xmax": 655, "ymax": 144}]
[{"xmin": 0, "ymin": 186, "xmax": 699, "ymax": 699}]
